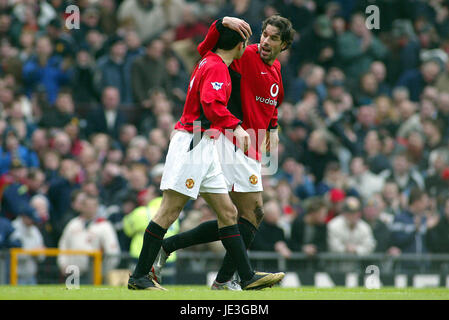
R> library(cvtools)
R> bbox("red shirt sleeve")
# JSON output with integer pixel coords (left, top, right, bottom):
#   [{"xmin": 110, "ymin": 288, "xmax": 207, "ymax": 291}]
[
  {"xmin": 200, "ymin": 64, "xmax": 242, "ymax": 130},
  {"xmin": 197, "ymin": 19, "xmax": 223, "ymax": 57},
  {"xmin": 269, "ymin": 68, "xmax": 284, "ymax": 129}
]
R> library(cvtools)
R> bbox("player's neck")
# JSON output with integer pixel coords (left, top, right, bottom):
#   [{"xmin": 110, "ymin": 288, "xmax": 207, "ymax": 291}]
[{"xmin": 215, "ymin": 49, "xmax": 234, "ymax": 67}]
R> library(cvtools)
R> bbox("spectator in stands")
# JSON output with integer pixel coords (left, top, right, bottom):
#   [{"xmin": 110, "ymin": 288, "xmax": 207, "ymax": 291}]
[
  {"xmin": 300, "ymin": 129, "xmax": 339, "ymax": 184},
  {"xmin": 327, "ymin": 196, "xmax": 376, "ymax": 255},
  {"xmin": 362, "ymin": 195, "xmax": 395, "ymax": 253},
  {"xmin": 370, "ymin": 61, "xmax": 391, "ymax": 96},
  {"xmin": 426, "ymin": 197, "xmax": 449, "ymax": 253},
  {"xmin": 425, "ymin": 148, "xmax": 449, "ymax": 199},
  {"xmin": 381, "ymin": 151, "xmax": 425, "ymax": 193},
  {"xmin": 363, "ymin": 130, "xmax": 392, "ymax": 175},
  {"xmin": 279, "ymin": 0, "xmax": 314, "ymax": 35},
  {"xmin": 95, "ymin": 35, "xmax": 134, "ymax": 104},
  {"xmin": 46, "ymin": 158, "xmax": 81, "ymax": 246},
  {"xmin": 337, "ymin": 12, "xmax": 387, "ymax": 87},
  {"xmin": 22, "ymin": 35, "xmax": 72, "ymax": 105},
  {"xmin": 165, "ymin": 54, "xmax": 189, "ymax": 116},
  {"xmin": 1, "ymin": 160, "xmax": 39, "ymax": 223},
  {"xmin": 130, "ymin": 35, "xmax": 169, "ymax": 110},
  {"xmin": 174, "ymin": 3, "xmax": 208, "ymax": 41},
  {"xmin": 39, "ymin": 90, "xmax": 76, "ymax": 129},
  {"xmin": 436, "ymin": 92, "xmax": 449, "ymax": 138},
  {"xmin": 71, "ymin": 47, "xmax": 98, "ymax": 103},
  {"xmin": 100, "ymin": 162, "xmax": 129, "ymax": 207},
  {"xmin": 390, "ymin": 188, "xmax": 431, "ymax": 271},
  {"xmin": 0, "ymin": 216, "xmax": 21, "ymax": 250},
  {"xmin": 348, "ymin": 156, "xmax": 385, "ymax": 201},
  {"xmin": 117, "ymin": 0, "xmax": 185, "ymax": 41},
  {"xmin": 251, "ymin": 200, "xmax": 292, "ymax": 259},
  {"xmin": 289, "ymin": 197, "xmax": 328, "ymax": 255},
  {"xmin": 294, "ymin": 15, "xmax": 336, "ymax": 70},
  {"xmin": 26, "ymin": 168, "xmax": 47, "ymax": 198},
  {"xmin": 386, "ymin": 19, "xmax": 420, "ymax": 86},
  {"xmin": 396, "ymin": 59, "xmax": 442, "ymax": 102},
  {"xmin": 381, "ymin": 180, "xmax": 402, "ymax": 217},
  {"xmin": 0, "ymin": 127, "xmax": 39, "ymax": 174},
  {"xmin": 30, "ymin": 194, "xmax": 51, "ymax": 247},
  {"xmin": 108, "ymin": 191, "xmax": 137, "ymax": 254},
  {"xmin": 288, "ymin": 64, "xmax": 326, "ymax": 104},
  {"xmin": 12, "ymin": 206, "xmax": 44, "ymax": 285},
  {"xmin": 85, "ymin": 86, "xmax": 127, "ymax": 140},
  {"xmin": 58, "ymin": 194, "xmax": 120, "ymax": 281}
]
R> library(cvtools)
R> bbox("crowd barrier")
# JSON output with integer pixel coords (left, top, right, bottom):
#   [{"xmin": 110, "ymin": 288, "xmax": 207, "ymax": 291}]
[{"xmin": 1, "ymin": 249, "xmax": 449, "ymax": 287}]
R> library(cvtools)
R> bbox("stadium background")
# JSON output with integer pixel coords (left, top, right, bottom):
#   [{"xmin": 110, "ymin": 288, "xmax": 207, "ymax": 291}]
[{"xmin": 0, "ymin": 0, "xmax": 449, "ymax": 288}]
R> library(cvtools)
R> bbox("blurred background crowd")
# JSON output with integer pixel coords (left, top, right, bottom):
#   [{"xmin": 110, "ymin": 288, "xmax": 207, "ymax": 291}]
[{"xmin": 1, "ymin": 0, "xmax": 449, "ymax": 284}]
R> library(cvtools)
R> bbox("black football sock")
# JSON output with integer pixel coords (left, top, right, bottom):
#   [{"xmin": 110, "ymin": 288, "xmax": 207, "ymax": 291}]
[
  {"xmin": 162, "ymin": 220, "xmax": 219, "ymax": 254},
  {"xmin": 216, "ymin": 218, "xmax": 258, "ymax": 283},
  {"xmin": 218, "ymin": 224, "xmax": 254, "ymax": 282},
  {"xmin": 132, "ymin": 221, "xmax": 167, "ymax": 278}
]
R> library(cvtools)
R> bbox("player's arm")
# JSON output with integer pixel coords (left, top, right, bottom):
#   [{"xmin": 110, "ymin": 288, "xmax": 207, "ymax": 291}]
[
  {"xmin": 200, "ymin": 67, "xmax": 250, "ymax": 151},
  {"xmin": 266, "ymin": 75, "xmax": 284, "ymax": 151},
  {"xmin": 200, "ymin": 67, "xmax": 241, "ymax": 130},
  {"xmin": 197, "ymin": 17, "xmax": 251, "ymax": 57}
]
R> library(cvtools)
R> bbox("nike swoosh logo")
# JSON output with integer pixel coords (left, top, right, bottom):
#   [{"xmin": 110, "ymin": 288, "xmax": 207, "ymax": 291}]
[{"xmin": 261, "ymin": 72, "xmax": 267, "ymax": 75}]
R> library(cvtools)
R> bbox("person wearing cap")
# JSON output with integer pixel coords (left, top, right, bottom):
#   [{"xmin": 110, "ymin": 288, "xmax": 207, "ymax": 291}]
[{"xmin": 327, "ymin": 196, "xmax": 376, "ymax": 257}]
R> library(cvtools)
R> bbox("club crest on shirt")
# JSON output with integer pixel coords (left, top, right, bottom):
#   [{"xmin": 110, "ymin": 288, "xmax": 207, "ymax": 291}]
[
  {"xmin": 249, "ymin": 174, "xmax": 258, "ymax": 185},
  {"xmin": 211, "ymin": 82, "xmax": 223, "ymax": 90},
  {"xmin": 185, "ymin": 178, "xmax": 195, "ymax": 189}
]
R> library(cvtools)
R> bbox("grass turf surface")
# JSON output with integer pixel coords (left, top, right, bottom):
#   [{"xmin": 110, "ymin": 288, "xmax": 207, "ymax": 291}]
[{"xmin": 0, "ymin": 285, "xmax": 448, "ymax": 300}]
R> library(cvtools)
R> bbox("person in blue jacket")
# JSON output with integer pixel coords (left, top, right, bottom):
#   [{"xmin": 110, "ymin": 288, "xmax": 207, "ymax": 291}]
[{"xmin": 0, "ymin": 128, "xmax": 39, "ymax": 175}]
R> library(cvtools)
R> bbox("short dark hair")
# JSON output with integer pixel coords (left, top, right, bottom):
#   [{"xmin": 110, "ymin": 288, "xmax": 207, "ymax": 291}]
[
  {"xmin": 409, "ymin": 188, "xmax": 426, "ymax": 205},
  {"xmin": 262, "ymin": 15, "xmax": 295, "ymax": 51},
  {"xmin": 305, "ymin": 197, "xmax": 327, "ymax": 214},
  {"xmin": 216, "ymin": 27, "xmax": 245, "ymax": 50}
]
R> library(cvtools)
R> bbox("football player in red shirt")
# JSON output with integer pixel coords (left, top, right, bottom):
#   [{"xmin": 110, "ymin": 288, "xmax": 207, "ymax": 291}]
[
  {"xmin": 128, "ymin": 25, "xmax": 284, "ymax": 290},
  {"xmin": 152, "ymin": 15, "xmax": 294, "ymax": 290}
]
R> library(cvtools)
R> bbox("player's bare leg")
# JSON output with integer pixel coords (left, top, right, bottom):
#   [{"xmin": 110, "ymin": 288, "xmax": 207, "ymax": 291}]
[{"xmin": 230, "ymin": 191, "xmax": 264, "ymax": 227}]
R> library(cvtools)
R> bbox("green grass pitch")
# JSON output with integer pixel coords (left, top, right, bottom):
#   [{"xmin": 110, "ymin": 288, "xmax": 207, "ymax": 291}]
[{"xmin": 0, "ymin": 285, "xmax": 448, "ymax": 300}]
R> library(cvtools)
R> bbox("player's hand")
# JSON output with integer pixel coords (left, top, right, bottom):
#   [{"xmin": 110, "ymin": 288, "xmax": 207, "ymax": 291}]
[
  {"xmin": 234, "ymin": 125, "xmax": 251, "ymax": 152},
  {"xmin": 266, "ymin": 129, "xmax": 279, "ymax": 152},
  {"xmin": 222, "ymin": 16, "xmax": 252, "ymax": 40}
]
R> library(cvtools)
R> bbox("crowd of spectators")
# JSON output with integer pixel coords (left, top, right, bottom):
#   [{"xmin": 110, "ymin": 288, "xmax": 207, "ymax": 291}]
[{"xmin": 1, "ymin": 0, "xmax": 449, "ymax": 283}]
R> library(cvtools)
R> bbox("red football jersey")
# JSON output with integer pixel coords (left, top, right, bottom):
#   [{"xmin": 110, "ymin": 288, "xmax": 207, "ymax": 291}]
[
  {"xmin": 198, "ymin": 19, "xmax": 284, "ymax": 161},
  {"xmin": 174, "ymin": 51, "xmax": 242, "ymax": 135}
]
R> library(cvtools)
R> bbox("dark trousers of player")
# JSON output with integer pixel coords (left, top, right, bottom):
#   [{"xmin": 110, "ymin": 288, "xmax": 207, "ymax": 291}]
[
  {"xmin": 162, "ymin": 217, "xmax": 257, "ymax": 283},
  {"xmin": 133, "ymin": 219, "xmax": 256, "ymax": 282}
]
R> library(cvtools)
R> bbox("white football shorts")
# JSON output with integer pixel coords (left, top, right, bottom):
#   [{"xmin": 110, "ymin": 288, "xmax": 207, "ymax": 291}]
[
  {"xmin": 160, "ymin": 130, "xmax": 228, "ymax": 199},
  {"xmin": 216, "ymin": 133, "xmax": 263, "ymax": 192}
]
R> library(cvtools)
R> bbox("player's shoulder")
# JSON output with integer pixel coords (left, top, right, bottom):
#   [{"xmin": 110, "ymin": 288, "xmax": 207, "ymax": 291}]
[{"xmin": 200, "ymin": 51, "xmax": 226, "ymax": 69}]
